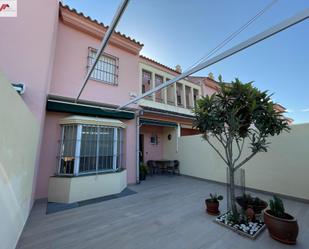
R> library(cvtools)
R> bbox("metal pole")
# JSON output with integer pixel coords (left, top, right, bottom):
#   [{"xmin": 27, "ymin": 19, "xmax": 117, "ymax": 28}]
[
  {"xmin": 118, "ymin": 8, "xmax": 309, "ymax": 110},
  {"xmin": 76, "ymin": 0, "xmax": 130, "ymax": 102},
  {"xmin": 136, "ymin": 114, "xmax": 140, "ymax": 183}
]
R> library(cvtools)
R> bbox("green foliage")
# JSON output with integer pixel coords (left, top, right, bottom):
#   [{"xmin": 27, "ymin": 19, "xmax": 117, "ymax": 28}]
[
  {"xmin": 269, "ymin": 195, "xmax": 285, "ymax": 218},
  {"xmin": 209, "ymin": 193, "xmax": 223, "ymax": 202},
  {"xmin": 193, "ymin": 77, "xmax": 290, "ymax": 168},
  {"xmin": 227, "ymin": 211, "xmax": 241, "ymax": 224},
  {"xmin": 242, "ymin": 193, "xmax": 263, "ymax": 206},
  {"xmin": 139, "ymin": 163, "xmax": 148, "ymax": 175}
]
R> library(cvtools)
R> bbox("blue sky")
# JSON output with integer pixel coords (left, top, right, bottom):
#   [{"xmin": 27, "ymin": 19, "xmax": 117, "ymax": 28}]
[{"xmin": 64, "ymin": 0, "xmax": 309, "ymax": 123}]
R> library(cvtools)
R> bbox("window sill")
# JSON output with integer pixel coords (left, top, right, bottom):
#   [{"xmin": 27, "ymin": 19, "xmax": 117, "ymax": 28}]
[
  {"xmin": 54, "ymin": 168, "xmax": 125, "ymax": 178},
  {"xmin": 89, "ymin": 77, "xmax": 118, "ymax": 86}
]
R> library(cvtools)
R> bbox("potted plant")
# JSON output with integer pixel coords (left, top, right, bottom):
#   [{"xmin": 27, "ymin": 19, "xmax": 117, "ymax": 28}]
[
  {"xmin": 236, "ymin": 193, "xmax": 268, "ymax": 214},
  {"xmin": 264, "ymin": 196, "xmax": 299, "ymax": 244},
  {"xmin": 205, "ymin": 193, "xmax": 223, "ymax": 215},
  {"xmin": 139, "ymin": 164, "xmax": 148, "ymax": 181}
]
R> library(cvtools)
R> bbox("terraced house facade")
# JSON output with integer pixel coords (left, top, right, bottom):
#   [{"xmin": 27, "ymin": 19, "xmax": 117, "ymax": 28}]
[{"xmin": 0, "ymin": 1, "xmax": 218, "ymax": 205}]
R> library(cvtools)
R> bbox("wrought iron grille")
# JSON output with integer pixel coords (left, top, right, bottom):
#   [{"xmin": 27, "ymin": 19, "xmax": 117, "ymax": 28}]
[{"xmin": 87, "ymin": 49, "xmax": 119, "ymax": 85}]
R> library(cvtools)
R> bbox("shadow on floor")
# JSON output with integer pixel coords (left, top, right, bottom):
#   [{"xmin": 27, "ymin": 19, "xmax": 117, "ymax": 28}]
[{"xmin": 46, "ymin": 188, "xmax": 137, "ymax": 214}]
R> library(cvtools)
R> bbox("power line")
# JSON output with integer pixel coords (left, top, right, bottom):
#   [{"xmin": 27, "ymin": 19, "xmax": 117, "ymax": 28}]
[
  {"xmin": 118, "ymin": 9, "xmax": 309, "ymax": 109},
  {"xmin": 184, "ymin": 0, "xmax": 278, "ymax": 72}
]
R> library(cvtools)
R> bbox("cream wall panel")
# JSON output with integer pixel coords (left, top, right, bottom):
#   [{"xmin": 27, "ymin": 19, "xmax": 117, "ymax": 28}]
[
  {"xmin": 48, "ymin": 170, "xmax": 127, "ymax": 203},
  {"xmin": 165, "ymin": 124, "xmax": 309, "ymax": 200},
  {"xmin": 0, "ymin": 73, "xmax": 39, "ymax": 249}
]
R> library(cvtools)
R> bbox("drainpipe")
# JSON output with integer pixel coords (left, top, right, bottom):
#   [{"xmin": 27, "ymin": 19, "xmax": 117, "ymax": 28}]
[
  {"xmin": 136, "ymin": 110, "xmax": 143, "ymax": 184},
  {"xmin": 176, "ymin": 123, "xmax": 181, "ymax": 153}
]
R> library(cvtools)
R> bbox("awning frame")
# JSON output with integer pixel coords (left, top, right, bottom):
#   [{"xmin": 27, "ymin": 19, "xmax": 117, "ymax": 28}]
[
  {"xmin": 139, "ymin": 118, "xmax": 178, "ymax": 128},
  {"xmin": 46, "ymin": 99, "xmax": 135, "ymax": 120}
]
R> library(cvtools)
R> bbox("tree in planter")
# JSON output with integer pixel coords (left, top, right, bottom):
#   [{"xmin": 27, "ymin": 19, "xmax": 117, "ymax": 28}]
[{"xmin": 193, "ymin": 77, "xmax": 290, "ymax": 215}]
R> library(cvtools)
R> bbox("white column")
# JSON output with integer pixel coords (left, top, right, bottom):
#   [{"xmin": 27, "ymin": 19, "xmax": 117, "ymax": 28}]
[
  {"xmin": 113, "ymin": 128, "xmax": 118, "ymax": 170},
  {"xmin": 58, "ymin": 127, "xmax": 65, "ymax": 175},
  {"xmin": 174, "ymin": 83, "xmax": 178, "ymax": 106},
  {"xmin": 74, "ymin": 125, "xmax": 82, "ymax": 176},
  {"xmin": 182, "ymin": 84, "xmax": 186, "ymax": 108}
]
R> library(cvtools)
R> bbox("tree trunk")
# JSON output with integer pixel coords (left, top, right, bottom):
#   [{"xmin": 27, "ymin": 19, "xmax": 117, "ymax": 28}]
[{"xmin": 229, "ymin": 168, "xmax": 237, "ymax": 214}]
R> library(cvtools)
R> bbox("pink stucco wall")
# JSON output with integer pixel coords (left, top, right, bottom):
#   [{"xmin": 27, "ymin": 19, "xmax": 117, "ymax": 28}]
[
  {"xmin": 34, "ymin": 10, "xmax": 141, "ymax": 198},
  {"xmin": 140, "ymin": 125, "xmax": 164, "ymax": 163},
  {"xmin": 123, "ymin": 119, "xmax": 137, "ymax": 184},
  {"xmin": 35, "ymin": 112, "xmax": 66, "ymax": 199},
  {"xmin": 0, "ymin": 0, "xmax": 59, "ymax": 204},
  {"xmin": 49, "ymin": 22, "xmax": 140, "ymax": 106},
  {"xmin": 1, "ymin": 2, "xmax": 140, "ymax": 200},
  {"xmin": 35, "ymin": 112, "xmax": 137, "ymax": 199},
  {"xmin": 202, "ymin": 83, "xmax": 217, "ymax": 96}
]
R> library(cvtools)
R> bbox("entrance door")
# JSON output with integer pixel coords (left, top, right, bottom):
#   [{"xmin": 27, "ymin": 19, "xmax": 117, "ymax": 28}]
[{"xmin": 139, "ymin": 134, "xmax": 144, "ymax": 163}]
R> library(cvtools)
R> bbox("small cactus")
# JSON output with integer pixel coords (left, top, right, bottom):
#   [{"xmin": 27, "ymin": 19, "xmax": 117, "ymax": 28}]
[
  {"xmin": 209, "ymin": 193, "xmax": 223, "ymax": 202},
  {"xmin": 269, "ymin": 195, "xmax": 285, "ymax": 218}
]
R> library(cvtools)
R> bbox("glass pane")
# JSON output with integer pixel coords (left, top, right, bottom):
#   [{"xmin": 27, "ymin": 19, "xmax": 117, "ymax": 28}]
[
  {"xmin": 176, "ymin": 83, "xmax": 183, "ymax": 107},
  {"xmin": 155, "ymin": 75, "xmax": 164, "ymax": 102},
  {"xmin": 98, "ymin": 127, "xmax": 114, "ymax": 171},
  {"xmin": 59, "ymin": 125, "xmax": 77, "ymax": 174},
  {"xmin": 166, "ymin": 79, "xmax": 175, "ymax": 105},
  {"xmin": 79, "ymin": 125, "xmax": 97, "ymax": 173},
  {"xmin": 142, "ymin": 70, "xmax": 152, "ymax": 99},
  {"xmin": 185, "ymin": 86, "xmax": 192, "ymax": 108},
  {"xmin": 89, "ymin": 50, "xmax": 117, "ymax": 84}
]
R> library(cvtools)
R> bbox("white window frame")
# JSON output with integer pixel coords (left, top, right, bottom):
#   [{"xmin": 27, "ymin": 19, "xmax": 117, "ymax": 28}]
[{"xmin": 58, "ymin": 124, "xmax": 123, "ymax": 176}]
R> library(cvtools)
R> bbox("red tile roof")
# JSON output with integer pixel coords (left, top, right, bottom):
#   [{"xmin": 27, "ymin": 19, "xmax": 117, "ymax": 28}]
[
  {"xmin": 140, "ymin": 55, "xmax": 201, "ymax": 86},
  {"xmin": 60, "ymin": 2, "xmax": 143, "ymax": 47},
  {"xmin": 140, "ymin": 55, "xmax": 181, "ymax": 75}
]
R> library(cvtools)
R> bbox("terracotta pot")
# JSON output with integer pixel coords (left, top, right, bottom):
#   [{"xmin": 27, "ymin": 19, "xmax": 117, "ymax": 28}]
[
  {"xmin": 246, "ymin": 208, "xmax": 255, "ymax": 221},
  {"xmin": 236, "ymin": 196, "xmax": 268, "ymax": 214},
  {"xmin": 205, "ymin": 199, "xmax": 220, "ymax": 215},
  {"xmin": 264, "ymin": 210, "xmax": 299, "ymax": 244}
]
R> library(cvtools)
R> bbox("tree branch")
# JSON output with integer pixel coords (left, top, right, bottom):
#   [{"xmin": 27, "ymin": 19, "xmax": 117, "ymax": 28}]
[
  {"xmin": 233, "ymin": 138, "xmax": 245, "ymax": 165},
  {"xmin": 234, "ymin": 150, "xmax": 258, "ymax": 171},
  {"xmin": 214, "ymin": 133, "xmax": 225, "ymax": 148},
  {"xmin": 205, "ymin": 137, "xmax": 228, "ymax": 165}
]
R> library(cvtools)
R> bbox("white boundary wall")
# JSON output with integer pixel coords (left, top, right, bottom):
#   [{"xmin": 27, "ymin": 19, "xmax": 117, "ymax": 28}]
[
  {"xmin": 164, "ymin": 124, "xmax": 309, "ymax": 200},
  {"xmin": 0, "ymin": 73, "xmax": 39, "ymax": 249}
]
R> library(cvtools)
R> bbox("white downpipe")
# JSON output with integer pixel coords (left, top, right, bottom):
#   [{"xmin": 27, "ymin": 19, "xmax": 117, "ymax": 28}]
[
  {"xmin": 136, "ymin": 115, "xmax": 140, "ymax": 183},
  {"xmin": 176, "ymin": 123, "xmax": 181, "ymax": 153}
]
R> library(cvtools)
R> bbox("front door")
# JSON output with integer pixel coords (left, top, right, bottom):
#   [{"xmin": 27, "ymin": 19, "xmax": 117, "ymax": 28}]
[{"xmin": 139, "ymin": 134, "xmax": 144, "ymax": 163}]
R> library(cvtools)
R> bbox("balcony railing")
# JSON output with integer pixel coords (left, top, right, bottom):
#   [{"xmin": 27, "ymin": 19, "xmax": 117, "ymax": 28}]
[{"xmin": 167, "ymin": 100, "xmax": 175, "ymax": 106}]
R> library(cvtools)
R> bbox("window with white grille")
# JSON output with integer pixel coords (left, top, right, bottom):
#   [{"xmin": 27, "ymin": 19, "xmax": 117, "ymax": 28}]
[
  {"xmin": 87, "ymin": 49, "xmax": 119, "ymax": 85},
  {"xmin": 58, "ymin": 124, "xmax": 124, "ymax": 176}
]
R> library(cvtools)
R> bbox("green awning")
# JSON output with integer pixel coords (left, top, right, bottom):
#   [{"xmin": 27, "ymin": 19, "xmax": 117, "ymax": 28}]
[
  {"xmin": 46, "ymin": 100, "xmax": 135, "ymax": 120},
  {"xmin": 140, "ymin": 119, "xmax": 178, "ymax": 127}
]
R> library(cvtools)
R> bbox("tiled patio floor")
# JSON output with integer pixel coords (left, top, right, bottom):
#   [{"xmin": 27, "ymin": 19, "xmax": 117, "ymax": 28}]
[{"xmin": 17, "ymin": 175, "xmax": 309, "ymax": 249}]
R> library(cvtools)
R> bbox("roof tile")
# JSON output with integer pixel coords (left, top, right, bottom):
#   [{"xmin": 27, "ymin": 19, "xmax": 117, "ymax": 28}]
[{"xmin": 60, "ymin": 2, "xmax": 143, "ymax": 47}]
